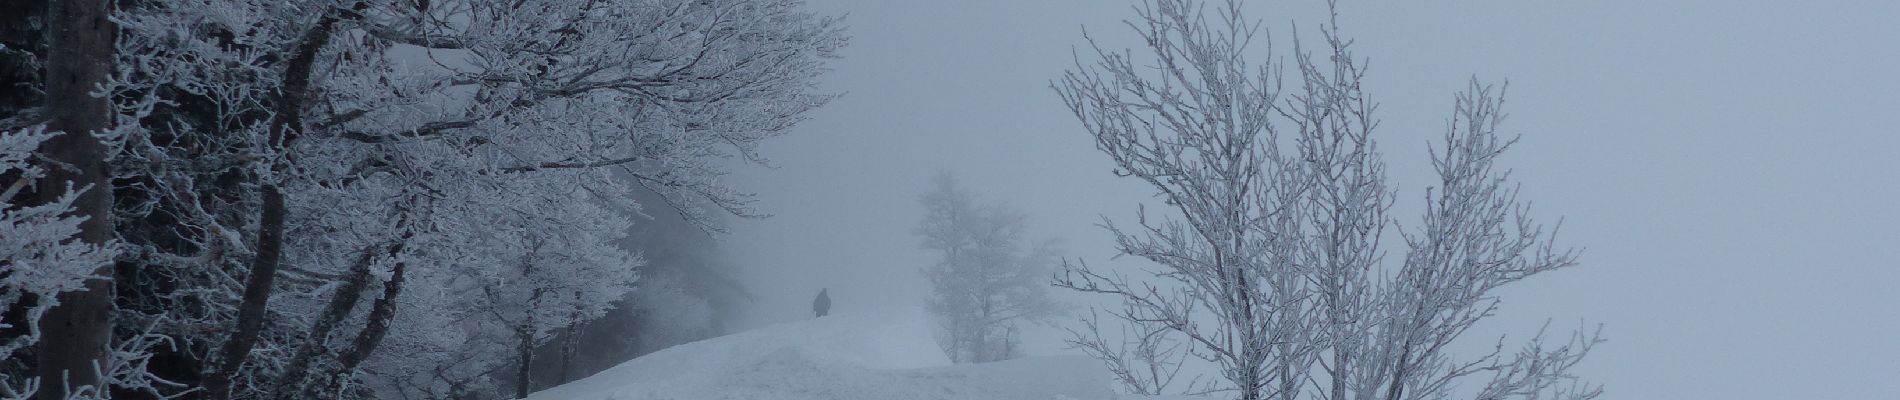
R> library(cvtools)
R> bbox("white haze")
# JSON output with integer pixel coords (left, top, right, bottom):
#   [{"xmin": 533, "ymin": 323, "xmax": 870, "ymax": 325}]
[{"xmin": 724, "ymin": 1, "xmax": 1900, "ymax": 399}]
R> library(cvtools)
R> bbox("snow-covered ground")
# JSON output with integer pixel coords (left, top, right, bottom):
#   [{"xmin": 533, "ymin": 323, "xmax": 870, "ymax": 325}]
[{"xmin": 524, "ymin": 308, "xmax": 1194, "ymax": 400}]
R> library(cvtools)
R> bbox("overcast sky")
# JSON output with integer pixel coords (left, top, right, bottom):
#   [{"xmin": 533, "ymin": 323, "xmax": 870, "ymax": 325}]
[{"xmin": 721, "ymin": 1, "xmax": 1900, "ymax": 398}]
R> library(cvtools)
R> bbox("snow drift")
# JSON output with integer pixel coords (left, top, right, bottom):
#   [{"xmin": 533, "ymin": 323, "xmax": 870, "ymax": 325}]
[{"xmin": 523, "ymin": 308, "xmax": 1155, "ymax": 400}]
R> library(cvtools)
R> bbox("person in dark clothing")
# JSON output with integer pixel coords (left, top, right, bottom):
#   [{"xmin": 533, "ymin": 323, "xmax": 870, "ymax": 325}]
[{"xmin": 812, "ymin": 288, "xmax": 831, "ymax": 317}]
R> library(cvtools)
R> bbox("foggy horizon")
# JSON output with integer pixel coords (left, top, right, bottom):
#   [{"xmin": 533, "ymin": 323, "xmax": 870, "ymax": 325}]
[
  {"xmin": 4, "ymin": 0, "xmax": 1895, "ymax": 399},
  {"xmin": 726, "ymin": 1, "xmax": 1900, "ymax": 399}
]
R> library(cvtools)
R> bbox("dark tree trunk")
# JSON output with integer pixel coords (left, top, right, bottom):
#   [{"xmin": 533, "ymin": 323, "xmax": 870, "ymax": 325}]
[
  {"xmin": 202, "ymin": 10, "xmax": 339, "ymax": 400},
  {"xmin": 514, "ymin": 286, "xmax": 545, "ymax": 398},
  {"xmin": 297, "ymin": 257, "xmax": 406, "ymax": 400},
  {"xmin": 268, "ymin": 244, "xmax": 380, "ymax": 399},
  {"xmin": 33, "ymin": 0, "xmax": 116, "ymax": 398},
  {"xmin": 201, "ymin": 186, "xmax": 284, "ymax": 400},
  {"xmin": 558, "ymin": 311, "xmax": 582, "ymax": 384},
  {"xmin": 338, "ymin": 251, "xmax": 405, "ymax": 371},
  {"xmin": 515, "ymin": 322, "xmax": 535, "ymax": 399}
]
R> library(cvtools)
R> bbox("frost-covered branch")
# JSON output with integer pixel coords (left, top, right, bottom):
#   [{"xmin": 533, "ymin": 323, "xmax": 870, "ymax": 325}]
[
  {"xmin": 1054, "ymin": 1, "xmax": 1598, "ymax": 399},
  {"xmin": 1, "ymin": 127, "xmax": 117, "ymax": 400}
]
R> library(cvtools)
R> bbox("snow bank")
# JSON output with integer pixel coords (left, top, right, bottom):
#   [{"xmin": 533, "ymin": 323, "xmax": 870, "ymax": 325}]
[{"xmin": 523, "ymin": 308, "xmax": 1163, "ymax": 400}]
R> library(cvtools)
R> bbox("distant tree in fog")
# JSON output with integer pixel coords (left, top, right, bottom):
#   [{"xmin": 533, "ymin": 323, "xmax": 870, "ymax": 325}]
[
  {"xmin": 914, "ymin": 173, "xmax": 1063, "ymax": 363},
  {"xmin": 813, "ymin": 288, "xmax": 831, "ymax": 317},
  {"xmin": 1054, "ymin": 1, "xmax": 1601, "ymax": 399}
]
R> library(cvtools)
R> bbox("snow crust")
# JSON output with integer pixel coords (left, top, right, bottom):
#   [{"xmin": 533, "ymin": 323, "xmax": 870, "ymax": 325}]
[{"xmin": 524, "ymin": 308, "xmax": 1178, "ymax": 400}]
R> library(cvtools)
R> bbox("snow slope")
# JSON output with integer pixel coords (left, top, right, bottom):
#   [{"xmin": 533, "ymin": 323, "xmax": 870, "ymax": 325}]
[{"xmin": 523, "ymin": 308, "xmax": 1173, "ymax": 400}]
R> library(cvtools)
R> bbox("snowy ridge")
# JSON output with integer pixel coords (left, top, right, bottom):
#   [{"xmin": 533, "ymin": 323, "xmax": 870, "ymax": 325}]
[{"xmin": 523, "ymin": 308, "xmax": 1165, "ymax": 400}]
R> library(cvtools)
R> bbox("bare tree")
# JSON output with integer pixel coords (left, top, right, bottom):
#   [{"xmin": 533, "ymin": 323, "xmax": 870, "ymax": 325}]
[
  {"xmin": 1053, "ymin": 1, "xmax": 1600, "ymax": 399},
  {"xmin": 914, "ymin": 173, "xmax": 1063, "ymax": 363}
]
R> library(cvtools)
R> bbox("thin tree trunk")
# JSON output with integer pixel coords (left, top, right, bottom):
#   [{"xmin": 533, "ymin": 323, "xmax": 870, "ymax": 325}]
[
  {"xmin": 269, "ymin": 244, "xmax": 380, "ymax": 399},
  {"xmin": 1384, "ymin": 343, "xmax": 1413, "ymax": 400},
  {"xmin": 1281, "ymin": 357, "xmax": 1298, "ymax": 400},
  {"xmin": 202, "ymin": 9, "xmax": 340, "ymax": 400},
  {"xmin": 33, "ymin": 0, "xmax": 116, "ymax": 397},
  {"xmin": 515, "ymin": 322, "xmax": 535, "ymax": 398},
  {"xmin": 974, "ymin": 299, "xmax": 991, "ymax": 362},
  {"xmin": 1227, "ymin": 257, "xmax": 1262, "ymax": 400},
  {"xmin": 558, "ymin": 309, "xmax": 582, "ymax": 384},
  {"xmin": 202, "ymin": 185, "xmax": 284, "ymax": 400},
  {"xmin": 515, "ymin": 287, "xmax": 545, "ymax": 398},
  {"xmin": 339, "ymin": 261, "xmax": 406, "ymax": 367},
  {"xmin": 300, "ymin": 258, "xmax": 406, "ymax": 400},
  {"xmin": 1332, "ymin": 348, "xmax": 1349, "ymax": 400}
]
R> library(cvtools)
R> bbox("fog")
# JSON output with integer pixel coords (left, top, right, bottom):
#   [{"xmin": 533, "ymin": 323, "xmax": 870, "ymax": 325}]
[
  {"xmin": 724, "ymin": 1, "xmax": 1900, "ymax": 399},
  {"xmin": 6, "ymin": 0, "xmax": 1895, "ymax": 397}
]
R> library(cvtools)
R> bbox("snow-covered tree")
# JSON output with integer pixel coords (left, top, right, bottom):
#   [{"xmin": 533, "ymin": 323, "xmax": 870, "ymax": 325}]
[
  {"xmin": 275, "ymin": 170, "xmax": 624, "ymax": 399},
  {"xmin": 914, "ymin": 173, "xmax": 1063, "ymax": 363},
  {"xmin": 31, "ymin": 0, "xmax": 851, "ymax": 397},
  {"xmin": 515, "ymin": 187, "xmax": 752, "ymax": 393},
  {"xmin": 1, "ymin": 127, "xmax": 117, "ymax": 400},
  {"xmin": 1053, "ymin": 1, "xmax": 1600, "ymax": 399},
  {"xmin": 0, "ymin": 0, "xmax": 126, "ymax": 397}
]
